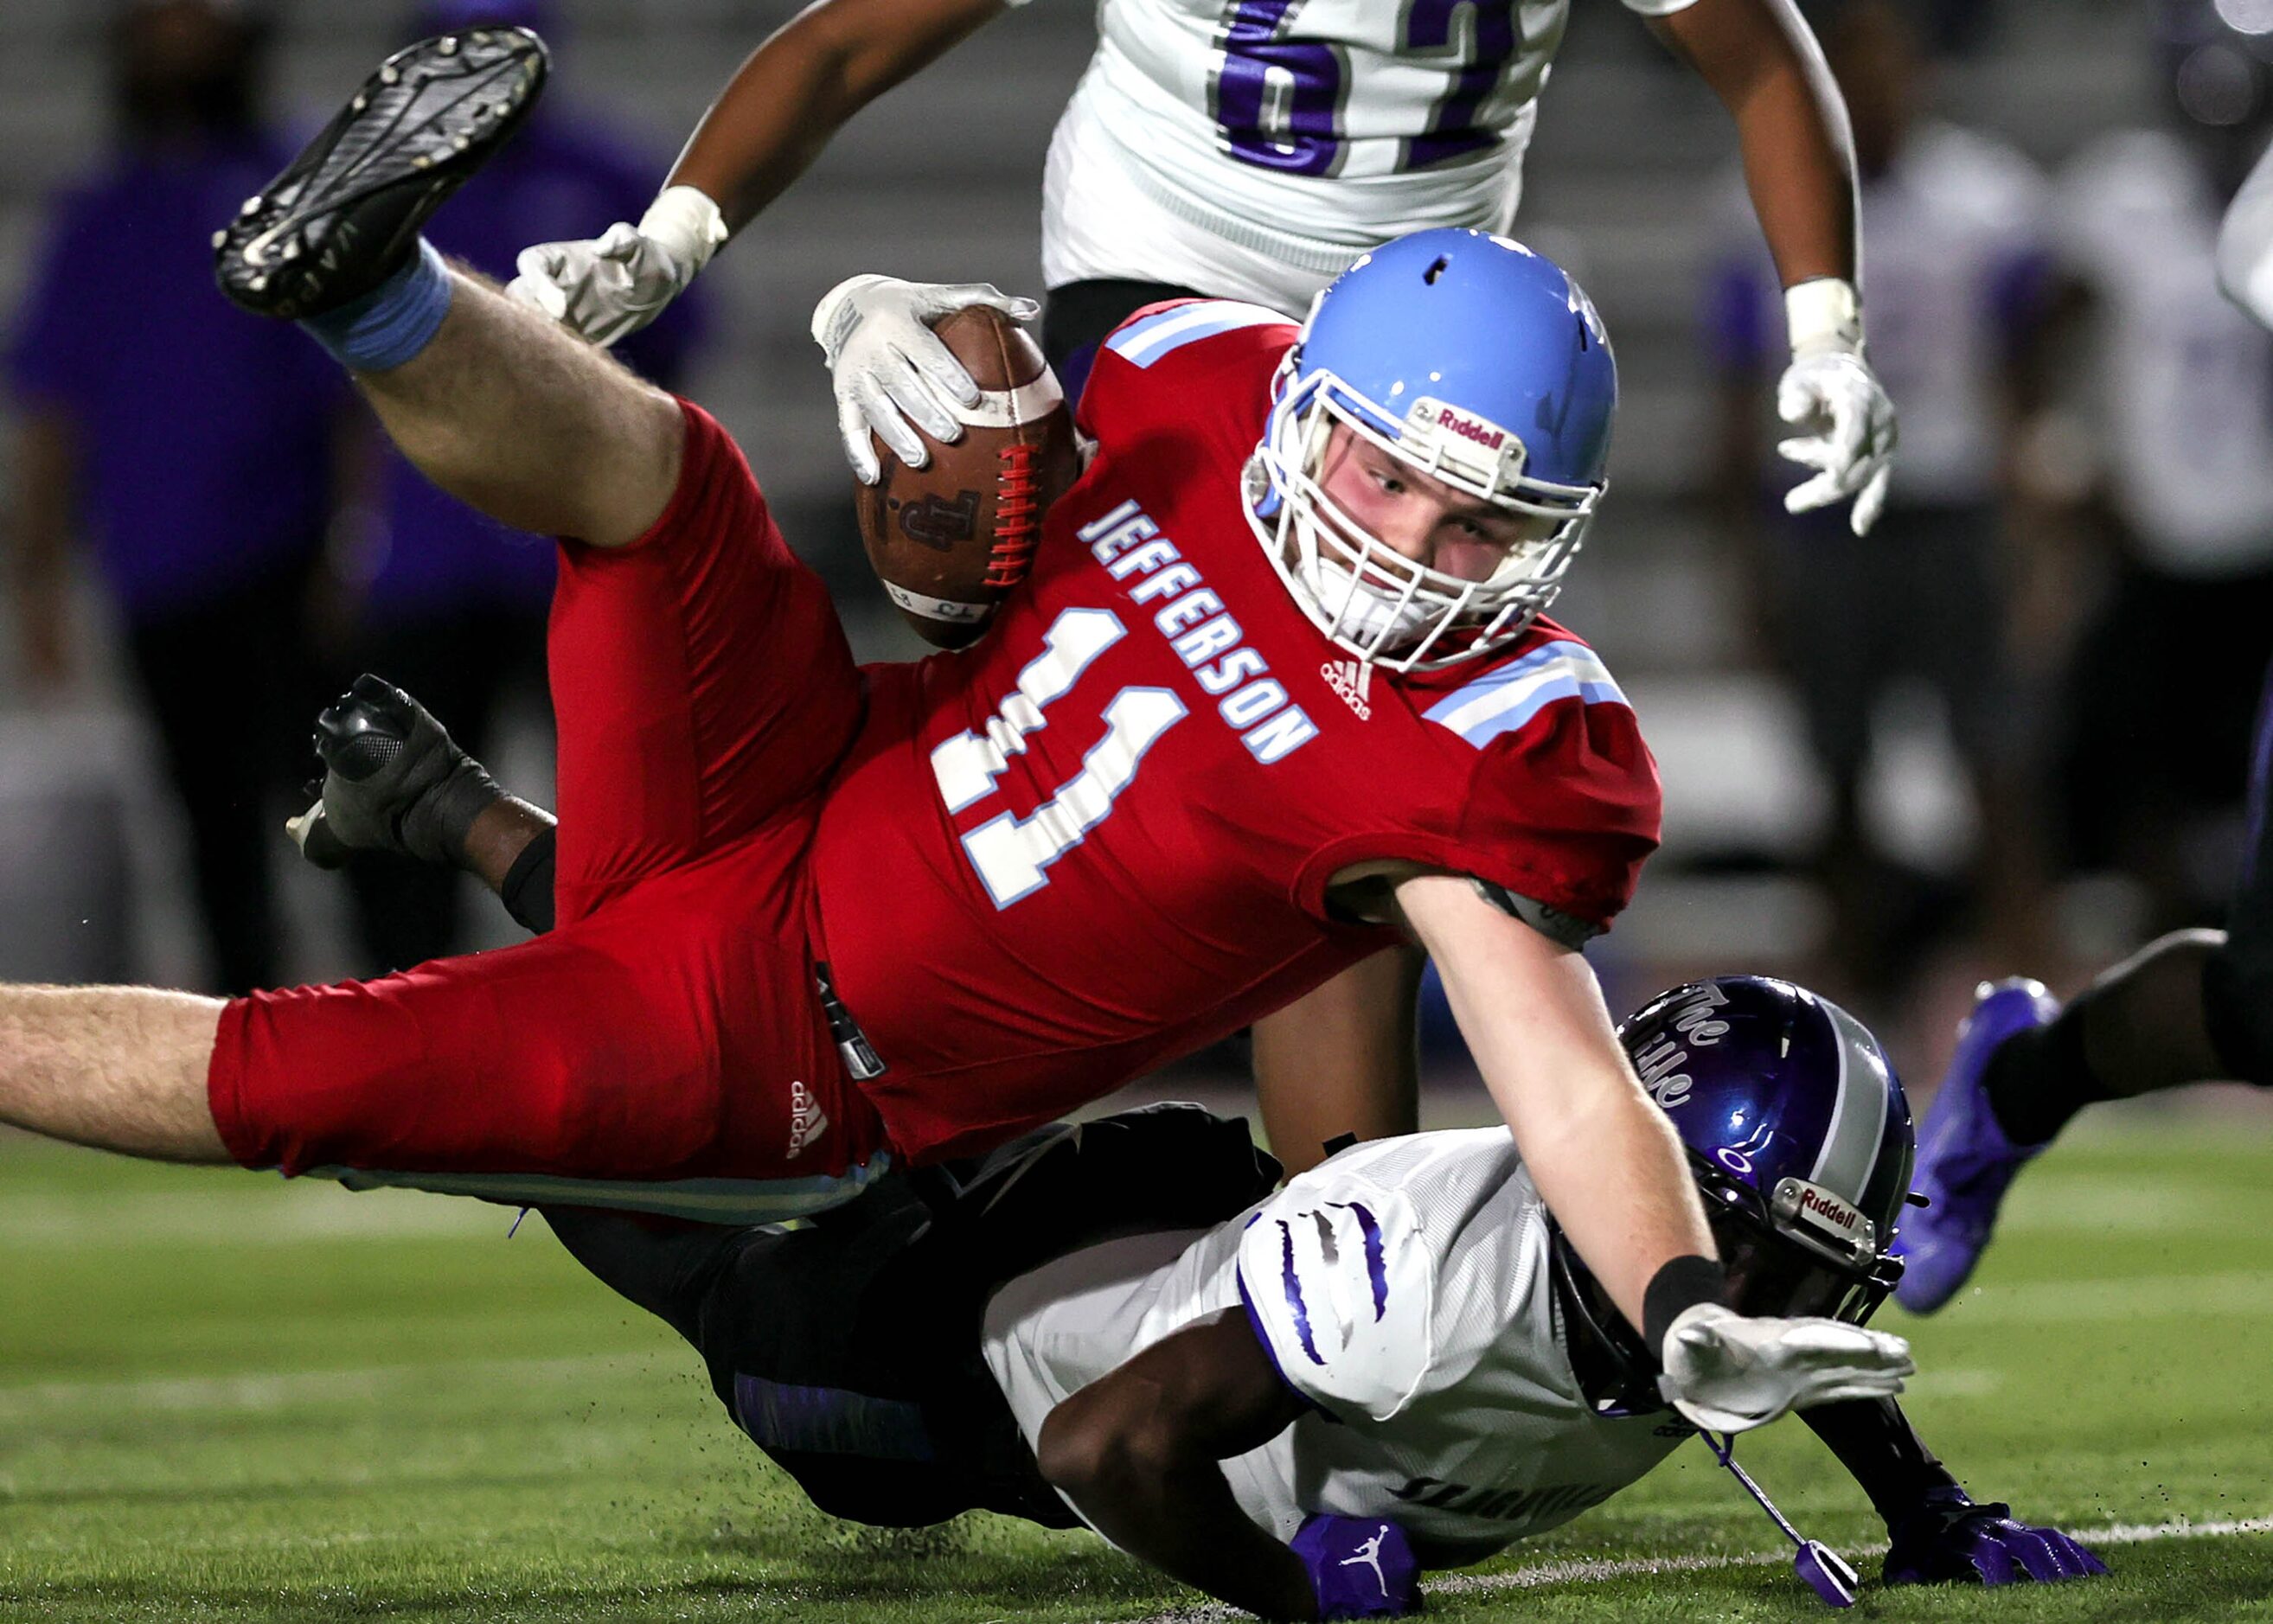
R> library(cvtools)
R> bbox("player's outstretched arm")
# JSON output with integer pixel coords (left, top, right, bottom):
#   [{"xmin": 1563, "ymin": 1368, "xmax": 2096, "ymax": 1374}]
[
  {"xmin": 1653, "ymin": 0, "xmax": 1894, "ymax": 534},
  {"xmin": 1038, "ymin": 1312, "xmax": 1410, "ymax": 1620},
  {"xmin": 1654, "ymin": 0, "xmax": 1854, "ymax": 291},
  {"xmin": 508, "ymin": 0, "xmax": 1009, "ymax": 348},
  {"xmin": 1397, "ymin": 873, "xmax": 1713, "ymax": 1333},
  {"xmin": 1802, "ymin": 1399, "xmax": 2108, "ymax": 1586},
  {"xmin": 1396, "ymin": 874, "xmax": 1910, "ymax": 1430}
]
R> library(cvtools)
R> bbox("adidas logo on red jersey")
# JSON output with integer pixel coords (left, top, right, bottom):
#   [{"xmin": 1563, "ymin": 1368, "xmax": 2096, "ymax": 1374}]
[
  {"xmin": 786, "ymin": 1080, "xmax": 829, "ymax": 1160},
  {"xmin": 1322, "ymin": 658, "xmax": 1373, "ymax": 719}
]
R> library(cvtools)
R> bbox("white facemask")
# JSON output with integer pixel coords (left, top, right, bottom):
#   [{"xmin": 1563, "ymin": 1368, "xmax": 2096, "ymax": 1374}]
[
  {"xmin": 1296, "ymin": 552, "xmax": 1440, "ymax": 651},
  {"xmin": 1245, "ymin": 377, "xmax": 1598, "ymax": 673}
]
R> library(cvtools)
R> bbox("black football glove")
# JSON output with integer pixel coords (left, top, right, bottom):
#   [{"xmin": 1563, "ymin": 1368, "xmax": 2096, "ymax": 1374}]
[{"xmin": 287, "ymin": 674, "xmax": 503, "ymax": 871}]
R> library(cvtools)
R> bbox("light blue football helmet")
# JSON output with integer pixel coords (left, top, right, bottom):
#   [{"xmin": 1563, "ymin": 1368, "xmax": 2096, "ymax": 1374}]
[{"xmin": 1247, "ymin": 229, "xmax": 1618, "ymax": 671}]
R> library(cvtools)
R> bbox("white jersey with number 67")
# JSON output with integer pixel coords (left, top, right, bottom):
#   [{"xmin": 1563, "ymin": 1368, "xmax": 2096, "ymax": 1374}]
[{"xmin": 1033, "ymin": 0, "xmax": 1699, "ymax": 311}]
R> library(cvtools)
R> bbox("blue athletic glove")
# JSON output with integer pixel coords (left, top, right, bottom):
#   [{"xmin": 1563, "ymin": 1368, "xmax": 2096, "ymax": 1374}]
[
  {"xmin": 1883, "ymin": 1487, "xmax": 2108, "ymax": 1586},
  {"xmin": 1291, "ymin": 1513, "xmax": 1420, "ymax": 1619}
]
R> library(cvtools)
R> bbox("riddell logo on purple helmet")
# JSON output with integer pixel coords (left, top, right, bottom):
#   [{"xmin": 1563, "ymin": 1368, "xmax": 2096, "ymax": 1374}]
[
  {"xmin": 1773, "ymin": 1176, "xmax": 1877, "ymax": 1255},
  {"xmin": 1799, "ymin": 1186, "xmax": 1861, "ymax": 1235}
]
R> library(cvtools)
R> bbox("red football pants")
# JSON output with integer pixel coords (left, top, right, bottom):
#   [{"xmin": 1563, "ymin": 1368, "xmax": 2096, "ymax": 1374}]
[{"xmin": 207, "ymin": 404, "xmax": 893, "ymax": 1218}]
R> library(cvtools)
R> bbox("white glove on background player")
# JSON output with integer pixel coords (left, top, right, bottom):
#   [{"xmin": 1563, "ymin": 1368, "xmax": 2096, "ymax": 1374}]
[
  {"xmin": 1776, "ymin": 277, "xmax": 1898, "ymax": 536},
  {"xmin": 506, "ymin": 185, "xmax": 729, "ymax": 347},
  {"xmin": 1657, "ymin": 1303, "xmax": 1913, "ymax": 1434},
  {"xmin": 811, "ymin": 273, "xmax": 1041, "ymax": 484}
]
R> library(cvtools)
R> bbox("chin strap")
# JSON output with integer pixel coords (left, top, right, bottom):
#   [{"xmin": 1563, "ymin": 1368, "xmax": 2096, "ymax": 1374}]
[{"xmin": 1700, "ymin": 1432, "xmax": 1860, "ymax": 1609}]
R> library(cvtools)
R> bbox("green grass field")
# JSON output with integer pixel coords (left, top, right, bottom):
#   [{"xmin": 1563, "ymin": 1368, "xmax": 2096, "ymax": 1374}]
[{"xmin": 7, "ymin": 1121, "xmax": 2273, "ymax": 1622}]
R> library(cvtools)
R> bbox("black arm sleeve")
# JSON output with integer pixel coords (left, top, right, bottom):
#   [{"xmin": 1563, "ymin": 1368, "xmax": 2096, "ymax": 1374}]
[
  {"xmin": 1642, "ymin": 1254, "xmax": 1729, "ymax": 1357},
  {"xmin": 500, "ymin": 826, "xmax": 557, "ymax": 934},
  {"xmin": 1801, "ymin": 1397, "xmax": 1961, "ymax": 1525}
]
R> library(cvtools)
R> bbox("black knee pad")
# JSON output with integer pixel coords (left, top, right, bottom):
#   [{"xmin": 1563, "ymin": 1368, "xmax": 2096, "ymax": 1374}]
[{"xmin": 2203, "ymin": 941, "xmax": 2273, "ymax": 1088}]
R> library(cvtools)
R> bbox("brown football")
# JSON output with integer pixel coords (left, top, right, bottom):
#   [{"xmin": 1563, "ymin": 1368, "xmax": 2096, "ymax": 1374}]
[{"xmin": 854, "ymin": 304, "xmax": 1082, "ymax": 649}]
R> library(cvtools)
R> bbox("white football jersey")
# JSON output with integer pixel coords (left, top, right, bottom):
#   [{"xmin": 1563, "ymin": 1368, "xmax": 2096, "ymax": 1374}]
[
  {"xmin": 2054, "ymin": 130, "xmax": 2273, "ymax": 575},
  {"xmin": 1031, "ymin": 0, "xmax": 1700, "ymax": 313},
  {"xmin": 979, "ymin": 1129, "xmax": 1685, "ymax": 1564}
]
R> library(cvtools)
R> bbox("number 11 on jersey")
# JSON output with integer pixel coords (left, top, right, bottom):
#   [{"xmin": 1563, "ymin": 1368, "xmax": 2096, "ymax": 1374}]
[{"xmin": 932, "ymin": 608, "xmax": 1189, "ymax": 907}]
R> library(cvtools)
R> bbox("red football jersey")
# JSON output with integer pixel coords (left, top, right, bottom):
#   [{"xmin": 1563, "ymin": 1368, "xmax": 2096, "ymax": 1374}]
[{"xmin": 809, "ymin": 301, "xmax": 1662, "ymax": 1162}]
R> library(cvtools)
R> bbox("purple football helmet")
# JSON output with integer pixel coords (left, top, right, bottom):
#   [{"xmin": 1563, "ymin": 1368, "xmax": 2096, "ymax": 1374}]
[{"xmin": 1555, "ymin": 975, "xmax": 1915, "ymax": 1410}]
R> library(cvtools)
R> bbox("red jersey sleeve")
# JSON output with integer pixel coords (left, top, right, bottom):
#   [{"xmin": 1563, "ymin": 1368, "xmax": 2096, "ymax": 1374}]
[
  {"xmin": 1076, "ymin": 298, "xmax": 1298, "ymax": 456},
  {"xmin": 1450, "ymin": 687, "xmax": 1662, "ymax": 931},
  {"xmin": 1292, "ymin": 635, "xmax": 1662, "ymax": 934}
]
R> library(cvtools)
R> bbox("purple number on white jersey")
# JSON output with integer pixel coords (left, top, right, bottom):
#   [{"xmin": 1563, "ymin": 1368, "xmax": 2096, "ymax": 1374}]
[
  {"xmin": 1401, "ymin": 0, "xmax": 1527, "ymax": 170},
  {"xmin": 1212, "ymin": 0, "xmax": 1345, "ymax": 176},
  {"xmin": 1210, "ymin": 0, "xmax": 1529, "ymax": 178}
]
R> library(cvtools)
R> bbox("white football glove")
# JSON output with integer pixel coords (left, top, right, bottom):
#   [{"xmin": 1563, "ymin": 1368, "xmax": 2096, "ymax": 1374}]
[
  {"xmin": 1775, "ymin": 278, "xmax": 1898, "ymax": 536},
  {"xmin": 1657, "ymin": 1303, "xmax": 1913, "ymax": 1434},
  {"xmin": 811, "ymin": 273, "xmax": 1041, "ymax": 484},
  {"xmin": 506, "ymin": 185, "xmax": 729, "ymax": 348}
]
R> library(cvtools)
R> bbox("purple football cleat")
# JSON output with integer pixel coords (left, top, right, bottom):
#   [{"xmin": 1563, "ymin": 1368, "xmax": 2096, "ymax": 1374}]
[{"xmin": 1892, "ymin": 979, "xmax": 2059, "ymax": 1314}]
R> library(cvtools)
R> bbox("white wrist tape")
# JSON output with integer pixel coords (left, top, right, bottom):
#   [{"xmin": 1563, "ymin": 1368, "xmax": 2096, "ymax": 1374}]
[
  {"xmin": 637, "ymin": 185, "xmax": 729, "ymax": 272},
  {"xmin": 1785, "ymin": 276, "xmax": 1863, "ymax": 357}
]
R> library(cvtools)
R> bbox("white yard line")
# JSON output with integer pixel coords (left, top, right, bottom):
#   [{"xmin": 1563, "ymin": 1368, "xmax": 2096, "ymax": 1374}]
[{"xmin": 1130, "ymin": 1513, "xmax": 2273, "ymax": 1622}]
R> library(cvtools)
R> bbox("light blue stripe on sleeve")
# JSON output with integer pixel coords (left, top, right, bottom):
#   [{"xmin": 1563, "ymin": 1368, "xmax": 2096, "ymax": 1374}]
[
  {"xmin": 1104, "ymin": 300, "xmax": 1291, "ymax": 367},
  {"xmin": 1422, "ymin": 641, "xmax": 1628, "ymax": 749},
  {"xmin": 1102, "ymin": 304, "xmax": 1199, "ymax": 359}
]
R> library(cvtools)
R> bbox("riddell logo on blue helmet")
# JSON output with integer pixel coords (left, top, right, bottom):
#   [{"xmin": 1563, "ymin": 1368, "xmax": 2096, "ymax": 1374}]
[
  {"xmin": 1401, "ymin": 398, "xmax": 1527, "ymax": 491},
  {"xmin": 1428, "ymin": 406, "xmax": 1506, "ymax": 451}
]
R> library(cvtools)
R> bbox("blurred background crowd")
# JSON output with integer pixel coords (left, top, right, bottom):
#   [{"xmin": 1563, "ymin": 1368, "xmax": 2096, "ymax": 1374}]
[{"xmin": 3, "ymin": 0, "xmax": 2270, "ymax": 1105}]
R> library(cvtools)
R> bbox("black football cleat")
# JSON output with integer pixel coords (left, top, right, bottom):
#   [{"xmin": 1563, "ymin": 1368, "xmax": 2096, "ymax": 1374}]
[{"xmin": 214, "ymin": 28, "xmax": 547, "ymax": 321}]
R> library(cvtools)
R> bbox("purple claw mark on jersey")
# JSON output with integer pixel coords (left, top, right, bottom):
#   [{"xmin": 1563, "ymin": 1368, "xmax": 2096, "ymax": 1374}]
[
  {"xmin": 1334, "ymin": 1200, "xmax": 1390, "ymax": 1320},
  {"xmin": 1279, "ymin": 1218, "xmax": 1325, "ymax": 1364}
]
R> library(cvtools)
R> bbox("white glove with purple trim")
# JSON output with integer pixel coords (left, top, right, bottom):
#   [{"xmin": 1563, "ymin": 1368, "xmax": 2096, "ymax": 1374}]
[
  {"xmin": 811, "ymin": 273, "xmax": 1041, "ymax": 484},
  {"xmin": 1776, "ymin": 278, "xmax": 1898, "ymax": 536},
  {"xmin": 1658, "ymin": 1303, "xmax": 1913, "ymax": 1433},
  {"xmin": 507, "ymin": 185, "xmax": 729, "ymax": 347}
]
